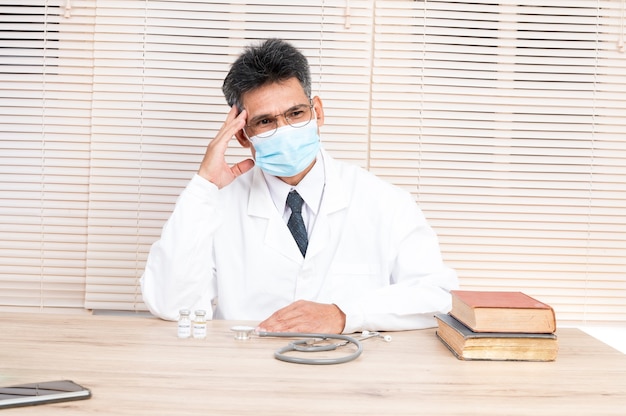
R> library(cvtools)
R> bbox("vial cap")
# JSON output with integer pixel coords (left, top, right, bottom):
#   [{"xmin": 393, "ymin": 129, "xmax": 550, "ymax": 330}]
[
  {"xmin": 194, "ymin": 309, "xmax": 206, "ymax": 316},
  {"xmin": 179, "ymin": 309, "xmax": 190, "ymax": 315}
]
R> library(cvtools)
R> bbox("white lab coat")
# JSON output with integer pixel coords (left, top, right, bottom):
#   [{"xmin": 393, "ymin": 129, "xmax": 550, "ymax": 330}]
[{"xmin": 141, "ymin": 150, "xmax": 458, "ymax": 333}]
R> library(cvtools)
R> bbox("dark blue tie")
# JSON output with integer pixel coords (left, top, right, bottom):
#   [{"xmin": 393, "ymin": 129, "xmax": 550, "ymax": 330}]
[{"xmin": 286, "ymin": 190, "xmax": 308, "ymax": 257}]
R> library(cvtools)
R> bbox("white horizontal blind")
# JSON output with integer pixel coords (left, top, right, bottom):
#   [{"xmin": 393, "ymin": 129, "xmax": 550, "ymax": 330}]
[
  {"xmin": 2, "ymin": 1, "xmax": 625, "ymax": 324},
  {"xmin": 0, "ymin": 1, "xmax": 95, "ymax": 312},
  {"xmin": 84, "ymin": 0, "xmax": 376, "ymax": 310},
  {"xmin": 373, "ymin": 0, "xmax": 626, "ymax": 324}
]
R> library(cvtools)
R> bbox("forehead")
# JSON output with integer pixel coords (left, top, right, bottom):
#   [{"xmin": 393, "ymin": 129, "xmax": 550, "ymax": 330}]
[{"xmin": 242, "ymin": 77, "xmax": 308, "ymax": 117}]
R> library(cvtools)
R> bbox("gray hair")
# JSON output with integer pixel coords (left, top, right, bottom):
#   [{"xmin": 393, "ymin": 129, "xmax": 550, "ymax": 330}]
[{"xmin": 222, "ymin": 39, "xmax": 312, "ymax": 111}]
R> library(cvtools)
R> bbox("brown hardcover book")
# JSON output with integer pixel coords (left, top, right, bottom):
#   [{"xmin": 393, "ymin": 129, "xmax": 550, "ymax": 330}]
[
  {"xmin": 450, "ymin": 290, "xmax": 556, "ymax": 333},
  {"xmin": 435, "ymin": 313, "xmax": 558, "ymax": 361}
]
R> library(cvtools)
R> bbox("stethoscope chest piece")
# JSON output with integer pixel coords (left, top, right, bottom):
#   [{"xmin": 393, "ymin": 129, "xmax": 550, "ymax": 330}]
[{"xmin": 231, "ymin": 325, "xmax": 255, "ymax": 340}]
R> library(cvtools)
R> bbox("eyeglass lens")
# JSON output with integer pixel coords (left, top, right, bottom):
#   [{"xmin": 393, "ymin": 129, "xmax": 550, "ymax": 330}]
[{"xmin": 246, "ymin": 104, "xmax": 313, "ymax": 138}]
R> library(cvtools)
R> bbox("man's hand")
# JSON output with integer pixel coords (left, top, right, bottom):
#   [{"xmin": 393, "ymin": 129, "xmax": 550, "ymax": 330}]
[
  {"xmin": 198, "ymin": 106, "xmax": 254, "ymax": 188},
  {"xmin": 257, "ymin": 300, "xmax": 346, "ymax": 334}
]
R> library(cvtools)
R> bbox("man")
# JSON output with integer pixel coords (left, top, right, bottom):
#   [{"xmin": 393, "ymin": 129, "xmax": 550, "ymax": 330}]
[{"xmin": 141, "ymin": 38, "xmax": 458, "ymax": 334}]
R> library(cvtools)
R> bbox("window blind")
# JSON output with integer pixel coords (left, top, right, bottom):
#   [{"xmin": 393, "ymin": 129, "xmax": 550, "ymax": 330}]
[
  {"xmin": 0, "ymin": 1, "xmax": 95, "ymax": 312},
  {"xmin": 373, "ymin": 0, "xmax": 626, "ymax": 324},
  {"xmin": 1, "ymin": 0, "xmax": 624, "ymax": 325}
]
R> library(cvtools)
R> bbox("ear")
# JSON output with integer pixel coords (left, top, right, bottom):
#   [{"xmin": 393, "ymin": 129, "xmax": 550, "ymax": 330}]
[
  {"xmin": 312, "ymin": 96, "xmax": 324, "ymax": 128},
  {"xmin": 235, "ymin": 129, "xmax": 252, "ymax": 148}
]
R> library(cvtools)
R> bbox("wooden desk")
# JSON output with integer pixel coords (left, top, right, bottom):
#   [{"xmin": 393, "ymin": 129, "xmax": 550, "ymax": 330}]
[{"xmin": 1, "ymin": 313, "xmax": 625, "ymax": 415}]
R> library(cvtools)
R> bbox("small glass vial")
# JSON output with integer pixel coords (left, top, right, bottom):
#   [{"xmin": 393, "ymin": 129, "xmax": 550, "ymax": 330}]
[
  {"xmin": 177, "ymin": 309, "xmax": 192, "ymax": 339},
  {"xmin": 192, "ymin": 309, "xmax": 207, "ymax": 339}
]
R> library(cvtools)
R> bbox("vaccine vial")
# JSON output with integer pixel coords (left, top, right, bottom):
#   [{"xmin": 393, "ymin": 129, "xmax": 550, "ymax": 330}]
[
  {"xmin": 192, "ymin": 309, "xmax": 207, "ymax": 339},
  {"xmin": 177, "ymin": 309, "xmax": 192, "ymax": 339}
]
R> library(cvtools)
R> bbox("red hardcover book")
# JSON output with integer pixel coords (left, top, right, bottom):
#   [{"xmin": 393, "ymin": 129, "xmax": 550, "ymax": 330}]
[{"xmin": 450, "ymin": 290, "xmax": 556, "ymax": 333}]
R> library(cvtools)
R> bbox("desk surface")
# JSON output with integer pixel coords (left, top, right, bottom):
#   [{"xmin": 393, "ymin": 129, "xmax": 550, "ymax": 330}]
[{"xmin": 1, "ymin": 313, "xmax": 625, "ymax": 415}]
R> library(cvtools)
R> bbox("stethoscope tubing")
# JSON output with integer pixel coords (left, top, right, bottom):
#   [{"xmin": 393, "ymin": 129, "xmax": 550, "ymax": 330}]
[{"xmin": 258, "ymin": 331, "xmax": 363, "ymax": 365}]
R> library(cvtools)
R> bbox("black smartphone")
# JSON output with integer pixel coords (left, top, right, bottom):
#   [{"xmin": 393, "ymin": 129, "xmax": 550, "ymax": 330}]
[{"xmin": 0, "ymin": 380, "xmax": 91, "ymax": 409}]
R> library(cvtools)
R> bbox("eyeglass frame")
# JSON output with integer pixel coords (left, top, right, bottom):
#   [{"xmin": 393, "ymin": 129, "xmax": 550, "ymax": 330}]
[{"xmin": 243, "ymin": 101, "xmax": 315, "ymax": 139}]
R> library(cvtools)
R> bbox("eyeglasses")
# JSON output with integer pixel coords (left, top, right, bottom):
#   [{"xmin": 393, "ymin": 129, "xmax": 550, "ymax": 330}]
[{"xmin": 245, "ymin": 103, "xmax": 314, "ymax": 139}]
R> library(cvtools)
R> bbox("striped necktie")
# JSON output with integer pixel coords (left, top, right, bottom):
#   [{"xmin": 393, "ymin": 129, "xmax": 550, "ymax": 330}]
[{"xmin": 286, "ymin": 190, "xmax": 308, "ymax": 257}]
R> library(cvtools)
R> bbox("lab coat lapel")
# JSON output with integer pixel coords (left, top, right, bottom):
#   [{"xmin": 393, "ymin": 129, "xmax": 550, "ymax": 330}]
[
  {"xmin": 305, "ymin": 153, "xmax": 349, "ymax": 259},
  {"xmin": 247, "ymin": 168, "xmax": 303, "ymax": 262}
]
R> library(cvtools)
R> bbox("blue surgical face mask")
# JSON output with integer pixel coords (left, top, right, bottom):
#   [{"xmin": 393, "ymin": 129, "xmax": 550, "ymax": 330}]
[{"xmin": 249, "ymin": 119, "xmax": 320, "ymax": 177}]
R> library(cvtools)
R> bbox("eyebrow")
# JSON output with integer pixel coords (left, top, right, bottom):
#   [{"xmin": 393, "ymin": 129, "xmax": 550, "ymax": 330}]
[{"xmin": 248, "ymin": 104, "xmax": 307, "ymax": 124}]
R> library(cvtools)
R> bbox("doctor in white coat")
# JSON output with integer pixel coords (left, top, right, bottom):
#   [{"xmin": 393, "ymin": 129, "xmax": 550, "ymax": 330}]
[{"xmin": 141, "ymin": 39, "xmax": 458, "ymax": 334}]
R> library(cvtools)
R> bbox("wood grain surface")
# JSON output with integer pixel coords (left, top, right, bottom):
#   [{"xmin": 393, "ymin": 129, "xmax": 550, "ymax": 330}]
[{"xmin": 1, "ymin": 313, "xmax": 625, "ymax": 415}]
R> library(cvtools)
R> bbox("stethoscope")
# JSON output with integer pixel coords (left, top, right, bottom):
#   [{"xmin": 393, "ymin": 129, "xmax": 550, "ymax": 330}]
[{"xmin": 231, "ymin": 326, "xmax": 391, "ymax": 365}]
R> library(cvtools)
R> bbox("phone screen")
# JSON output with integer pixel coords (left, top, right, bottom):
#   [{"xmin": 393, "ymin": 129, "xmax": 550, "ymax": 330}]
[{"xmin": 0, "ymin": 380, "xmax": 91, "ymax": 409}]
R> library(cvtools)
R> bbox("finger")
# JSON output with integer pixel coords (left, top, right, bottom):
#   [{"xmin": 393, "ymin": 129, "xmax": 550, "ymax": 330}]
[
  {"xmin": 257, "ymin": 304, "xmax": 303, "ymax": 332},
  {"xmin": 231, "ymin": 158, "xmax": 255, "ymax": 177},
  {"xmin": 202, "ymin": 108, "xmax": 245, "ymax": 160},
  {"xmin": 265, "ymin": 302, "xmax": 345, "ymax": 334},
  {"xmin": 263, "ymin": 302, "xmax": 338, "ymax": 333},
  {"xmin": 215, "ymin": 107, "xmax": 246, "ymax": 144}
]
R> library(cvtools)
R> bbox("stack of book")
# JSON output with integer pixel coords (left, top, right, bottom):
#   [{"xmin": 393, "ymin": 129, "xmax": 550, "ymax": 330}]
[{"xmin": 435, "ymin": 290, "xmax": 558, "ymax": 361}]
